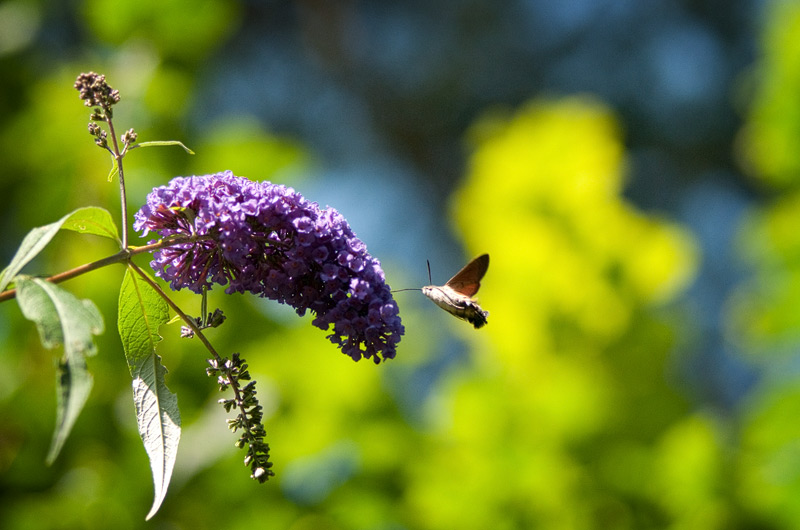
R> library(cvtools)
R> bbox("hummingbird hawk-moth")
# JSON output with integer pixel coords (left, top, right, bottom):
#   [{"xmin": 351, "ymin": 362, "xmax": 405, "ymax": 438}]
[{"xmin": 421, "ymin": 254, "xmax": 490, "ymax": 328}]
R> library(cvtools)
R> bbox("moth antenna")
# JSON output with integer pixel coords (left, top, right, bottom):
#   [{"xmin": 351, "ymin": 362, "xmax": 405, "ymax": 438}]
[{"xmin": 427, "ymin": 259, "xmax": 432, "ymax": 284}]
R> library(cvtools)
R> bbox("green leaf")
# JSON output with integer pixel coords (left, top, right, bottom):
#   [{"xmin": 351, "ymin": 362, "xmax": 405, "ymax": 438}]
[
  {"xmin": 15, "ymin": 276, "xmax": 104, "ymax": 464},
  {"xmin": 0, "ymin": 206, "xmax": 120, "ymax": 292},
  {"xmin": 117, "ymin": 267, "xmax": 170, "ymax": 373},
  {"xmin": 107, "ymin": 157, "xmax": 119, "ymax": 182},
  {"xmin": 52, "ymin": 356, "xmax": 92, "ymax": 464},
  {"xmin": 15, "ymin": 277, "xmax": 64, "ymax": 348},
  {"xmin": 60, "ymin": 206, "xmax": 120, "ymax": 241},
  {"xmin": 118, "ymin": 267, "xmax": 180, "ymax": 520},
  {"xmin": 133, "ymin": 353, "xmax": 181, "ymax": 521},
  {"xmin": 135, "ymin": 140, "xmax": 195, "ymax": 154}
]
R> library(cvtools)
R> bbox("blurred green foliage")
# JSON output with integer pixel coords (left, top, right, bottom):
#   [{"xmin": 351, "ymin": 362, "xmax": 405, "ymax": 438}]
[
  {"xmin": 2, "ymin": 1, "xmax": 800, "ymax": 529},
  {"xmin": 726, "ymin": 2, "xmax": 800, "ymax": 528},
  {"xmin": 418, "ymin": 98, "xmax": 702, "ymax": 529},
  {"xmin": 742, "ymin": 0, "xmax": 800, "ymax": 189}
]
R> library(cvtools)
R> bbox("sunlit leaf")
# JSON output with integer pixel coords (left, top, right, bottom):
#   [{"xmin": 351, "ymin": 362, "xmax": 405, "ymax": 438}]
[
  {"xmin": 134, "ymin": 351, "xmax": 181, "ymax": 520},
  {"xmin": 60, "ymin": 206, "xmax": 119, "ymax": 242},
  {"xmin": 15, "ymin": 277, "xmax": 64, "ymax": 349},
  {"xmin": 117, "ymin": 267, "xmax": 170, "ymax": 372},
  {"xmin": 135, "ymin": 140, "xmax": 195, "ymax": 154},
  {"xmin": 0, "ymin": 206, "xmax": 120, "ymax": 292},
  {"xmin": 107, "ymin": 157, "xmax": 119, "ymax": 182},
  {"xmin": 117, "ymin": 267, "xmax": 180, "ymax": 520},
  {"xmin": 15, "ymin": 276, "xmax": 104, "ymax": 464}
]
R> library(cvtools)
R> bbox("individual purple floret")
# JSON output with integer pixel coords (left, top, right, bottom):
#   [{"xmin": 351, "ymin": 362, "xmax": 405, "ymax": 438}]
[{"xmin": 134, "ymin": 171, "xmax": 403, "ymax": 362}]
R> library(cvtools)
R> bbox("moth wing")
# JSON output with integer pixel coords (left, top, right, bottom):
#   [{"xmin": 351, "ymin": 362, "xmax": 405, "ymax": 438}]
[{"xmin": 445, "ymin": 254, "xmax": 489, "ymax": 297}]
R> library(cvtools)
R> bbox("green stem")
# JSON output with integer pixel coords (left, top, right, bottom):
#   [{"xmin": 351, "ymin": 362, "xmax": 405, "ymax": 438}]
[
  {"xmin": 0, "ymin": 235, "xmax": 210, "ymax": 303},
  {"xmin": 127, "ymin": 261, "xmax": 220, "ymax": 356},
  {"xmin": 105, "ymin": 116, "xmax": 128, "ymax": 247},
  {"xmin": 126, "ymin": 263, "xmax": 258, "ymax": 451},
  {"xmin": 201, "ymin": 286, "xmax": 208, "ymax": 326}
]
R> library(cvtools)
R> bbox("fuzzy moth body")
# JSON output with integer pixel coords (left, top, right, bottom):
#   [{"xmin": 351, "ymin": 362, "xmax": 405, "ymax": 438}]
[{"xmin": 422, "ymin": 254, "xmax": 489, "ymax": 329}]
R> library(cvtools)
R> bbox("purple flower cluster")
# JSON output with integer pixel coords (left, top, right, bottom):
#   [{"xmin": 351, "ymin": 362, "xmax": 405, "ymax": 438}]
[{"xmin": 133, "ymin": 171, "xmax": 403, "ymax": 362}]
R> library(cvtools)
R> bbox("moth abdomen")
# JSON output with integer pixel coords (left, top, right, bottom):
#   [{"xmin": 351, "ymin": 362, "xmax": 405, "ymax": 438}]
[{"xmin": 464, "ymin": 300, "xmax": 489, "ymax": 329}]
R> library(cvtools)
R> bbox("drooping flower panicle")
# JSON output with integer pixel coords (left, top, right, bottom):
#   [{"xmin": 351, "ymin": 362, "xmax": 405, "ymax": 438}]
[{"xmin": 134, "ymin": 171, "xmax": 403, "ymax": 362}]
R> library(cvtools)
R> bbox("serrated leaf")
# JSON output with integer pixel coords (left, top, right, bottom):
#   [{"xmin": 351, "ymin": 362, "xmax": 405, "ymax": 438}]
[
  {"xmin": 133, "ymin": 353, "xmax": 181, "ymax": 520},
  {"xmin": 0, "ymin": 207, "xmax": 120, "ymax": 292},
  {"xmin": 15, "ymin": 276, "xmax": 104, "ymax": 464},
  {"xmin": 118, "ymin": 267, "xmax": 180, "ymax": 520}
]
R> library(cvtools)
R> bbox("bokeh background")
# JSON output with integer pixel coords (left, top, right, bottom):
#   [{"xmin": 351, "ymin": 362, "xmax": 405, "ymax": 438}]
[{"xmin": 2, "ymin": 0, "xmax": 800, "ymax": 528}]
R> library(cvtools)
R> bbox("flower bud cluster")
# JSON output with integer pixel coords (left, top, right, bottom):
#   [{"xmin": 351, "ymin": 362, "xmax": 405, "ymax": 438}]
[
  {"xmin": 74, "ymin": 72, "xmax": 120, "ymax": 115},
  {"xmin": 207, "ymin": 353, "xmax": 273, "ymax": 482}
]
